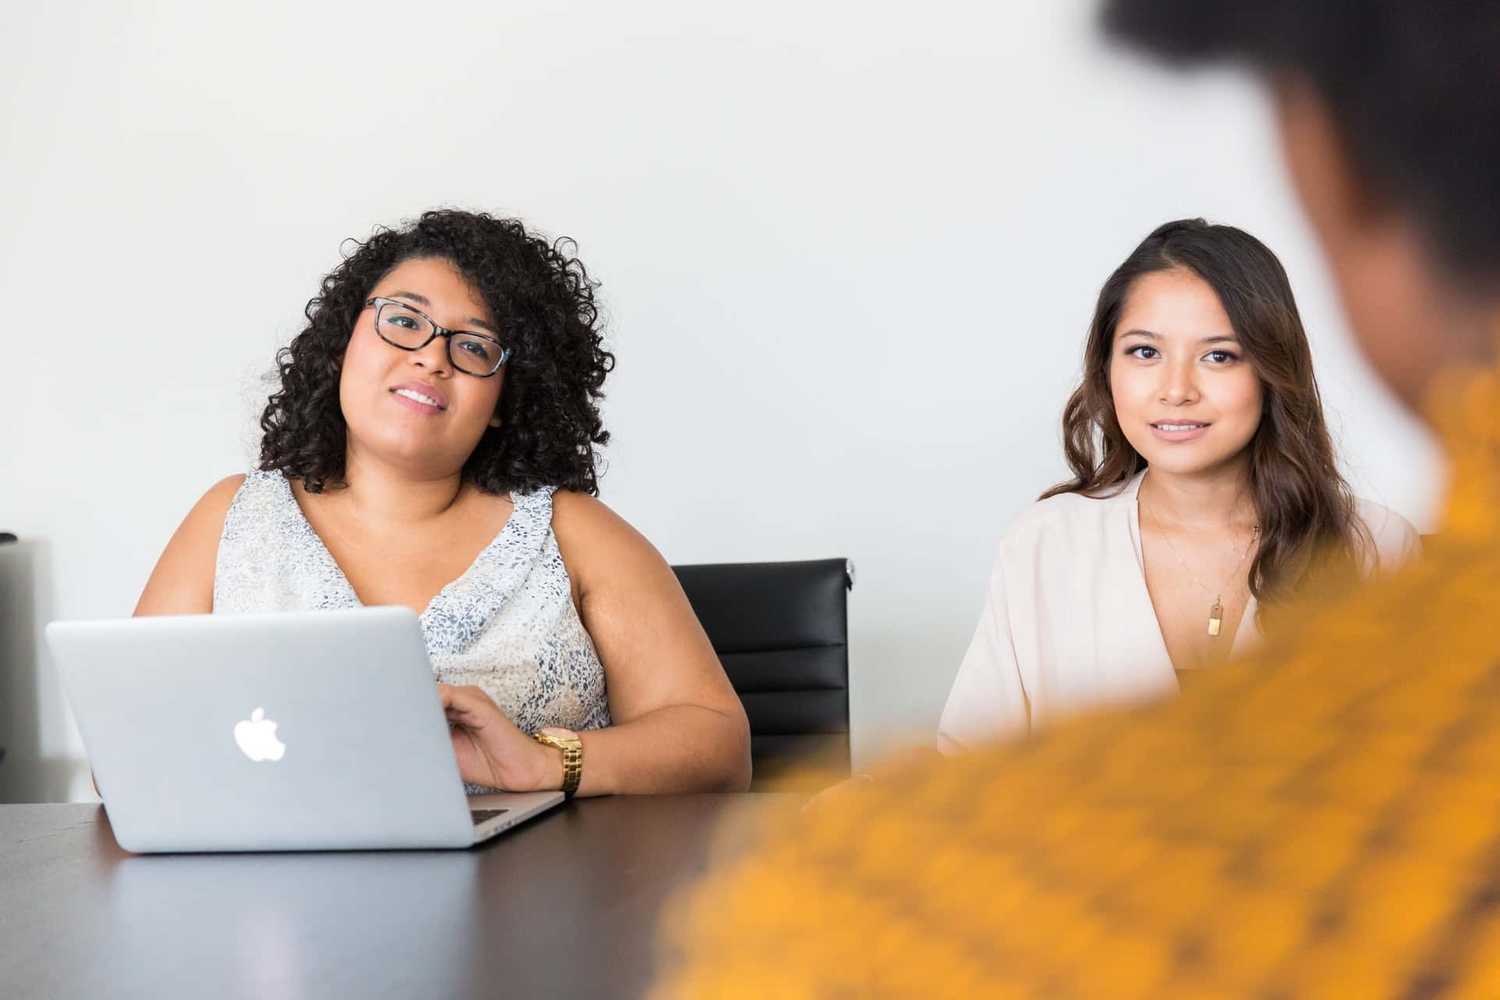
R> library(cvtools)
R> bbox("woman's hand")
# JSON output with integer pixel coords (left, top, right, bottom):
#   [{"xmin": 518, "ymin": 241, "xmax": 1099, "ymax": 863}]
[{"xmin": 437, "ymin": 683, "xmax": 561, "ymax": 792}]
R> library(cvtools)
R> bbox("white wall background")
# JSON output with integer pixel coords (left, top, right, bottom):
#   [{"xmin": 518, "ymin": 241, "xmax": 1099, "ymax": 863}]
[{"xmin": 2, "ymin": 0, "xmax": 1442, "ymax": 801}]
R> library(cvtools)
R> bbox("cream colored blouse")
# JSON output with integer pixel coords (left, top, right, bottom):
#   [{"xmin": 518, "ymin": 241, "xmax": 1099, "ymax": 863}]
[{"xmin": 937, "ymin": 472, "xmax": 1421, "ymax": 752}]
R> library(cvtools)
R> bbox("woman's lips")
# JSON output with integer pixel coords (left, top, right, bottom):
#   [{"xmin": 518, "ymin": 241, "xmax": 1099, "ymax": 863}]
[
  {"xmin": 1149, "ymin": 420, "xmax": 1210, "ymax": 443},
  {"xmin": 390, "ymin": 386, "xmax": 447, "ymax": 414}
]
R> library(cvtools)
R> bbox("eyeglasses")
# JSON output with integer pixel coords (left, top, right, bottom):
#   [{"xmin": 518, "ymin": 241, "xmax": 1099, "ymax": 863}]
[{"xmin": 364, "ymin": 297, "xmax": 511, "ymax": 377}]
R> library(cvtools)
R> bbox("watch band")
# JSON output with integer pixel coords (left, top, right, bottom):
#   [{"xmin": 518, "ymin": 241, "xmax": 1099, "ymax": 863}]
[{"xmin": 533, "ymin": 729, "xmax": 583, "ymax": 797}]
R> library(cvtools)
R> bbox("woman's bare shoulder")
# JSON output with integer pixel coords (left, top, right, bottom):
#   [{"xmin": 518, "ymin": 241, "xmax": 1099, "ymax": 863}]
[
  {"xmin": 551, "ymin": 490, "xmax": 654, "ymax": 551},
  {"xmin": 549, "ymin": 489, "xmax": 669, "ymax": 584},
  {"xmin": 175, "ymin": 474, "xmax": 249, "ymax": 546},
  {"xmin": 134, "ymin": 474, "xmax": 247, "ymax": 616},
  {"xmin": 204, "ymin": 472, "xmax": 249, "ymax": 506}
]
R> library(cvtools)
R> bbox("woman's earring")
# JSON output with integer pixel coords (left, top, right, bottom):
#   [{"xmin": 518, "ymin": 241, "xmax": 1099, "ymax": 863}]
[{"xmin": 488, "ymin": 416, "xmax": 503, "ymax": 429}]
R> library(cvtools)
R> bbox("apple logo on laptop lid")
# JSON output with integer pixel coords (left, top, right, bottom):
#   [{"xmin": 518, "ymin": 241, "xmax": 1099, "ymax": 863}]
[{"xmin": 234, "ymin": 707, "xmax": 287, "ymax": 762}]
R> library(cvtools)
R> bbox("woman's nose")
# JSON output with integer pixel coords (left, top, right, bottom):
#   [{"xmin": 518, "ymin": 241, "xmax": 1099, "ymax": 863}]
[
  {"xmin": 1158, "ymin": 361, "xmax": 1198, "ymax": 404},
  {"xmin": 411, "ymin": 335, "xmax": 452, "ymax": 375}
]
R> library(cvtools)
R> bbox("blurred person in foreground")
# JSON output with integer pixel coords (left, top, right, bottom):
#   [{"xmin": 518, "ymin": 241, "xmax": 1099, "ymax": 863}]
[{"xmin": 656, "ymin": 4, "xmax": 1500, "ymax": 997}]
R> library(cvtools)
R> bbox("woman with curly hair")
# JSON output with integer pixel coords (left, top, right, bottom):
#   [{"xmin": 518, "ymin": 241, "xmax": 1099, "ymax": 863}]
[
  {"xmin": 937, "ymin": 219, "xmax": 1420, "ymax": 751},
  {"xmin": 135, "ymin": 209, "xmax": 751, "ymax": 796}
]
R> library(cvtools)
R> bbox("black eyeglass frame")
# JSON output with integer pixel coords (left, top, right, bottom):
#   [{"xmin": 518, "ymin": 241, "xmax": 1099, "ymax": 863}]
[{"xmin": 364, "ymin": 297, "xmax": 512, "ymax": 377}]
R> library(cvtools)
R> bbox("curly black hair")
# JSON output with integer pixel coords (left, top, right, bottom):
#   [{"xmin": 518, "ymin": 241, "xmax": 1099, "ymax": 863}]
[{"xmin": 258, "ymin": 209, "xmax": 613, "ymax": 495}]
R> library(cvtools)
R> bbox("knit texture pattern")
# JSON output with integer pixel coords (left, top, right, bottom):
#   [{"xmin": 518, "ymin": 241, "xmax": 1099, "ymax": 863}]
[{"xmin": 658, "ymin": 365, "xmax": 1500, "ymax": 999}]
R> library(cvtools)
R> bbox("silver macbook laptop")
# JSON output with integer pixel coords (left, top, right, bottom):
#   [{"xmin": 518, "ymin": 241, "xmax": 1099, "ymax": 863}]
[{"xmin": 46, "ymin": 606, "xmax": 564, "ymax": 853}]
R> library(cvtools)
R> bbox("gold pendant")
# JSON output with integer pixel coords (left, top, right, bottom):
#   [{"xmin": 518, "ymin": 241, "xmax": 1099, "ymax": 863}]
[{"xmin": 1208, "ymin": 598, "xmax": 1223, "ymax": 637}]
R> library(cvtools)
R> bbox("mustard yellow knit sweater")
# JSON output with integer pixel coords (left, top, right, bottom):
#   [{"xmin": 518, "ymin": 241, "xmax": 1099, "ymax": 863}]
[{"xmin": 658, "ymin": 367, "xmax": 1500, "ymax": 998}]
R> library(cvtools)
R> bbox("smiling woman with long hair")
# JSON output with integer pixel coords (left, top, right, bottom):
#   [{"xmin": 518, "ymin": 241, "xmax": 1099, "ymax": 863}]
[{"xmin": 938, "ymin": 218, "xmax": 1419, "ymax": 750}]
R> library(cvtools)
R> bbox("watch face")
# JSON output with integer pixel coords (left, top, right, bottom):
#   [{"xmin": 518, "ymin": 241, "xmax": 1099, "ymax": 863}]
[{"xmin": 540, "ymin": 726, "xmax": 579, "ymax": 741}]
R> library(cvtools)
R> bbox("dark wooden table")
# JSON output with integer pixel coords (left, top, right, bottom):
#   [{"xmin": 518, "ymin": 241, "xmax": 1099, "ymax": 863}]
[{"xmin": 0, "ymin": 795, "xmax": 786, "ymax": 999}]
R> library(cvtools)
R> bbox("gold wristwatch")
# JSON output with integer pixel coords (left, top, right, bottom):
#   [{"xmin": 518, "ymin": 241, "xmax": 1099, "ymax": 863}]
[{"xmin": 533, "ymin": 727, "xmax": 583, "ymax": 797}]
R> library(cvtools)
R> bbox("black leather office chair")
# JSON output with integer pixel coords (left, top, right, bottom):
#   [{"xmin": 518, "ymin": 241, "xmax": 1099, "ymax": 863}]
[{"xmin": 672, "ymin": 558, "xmax": 853, "ymax": 791}]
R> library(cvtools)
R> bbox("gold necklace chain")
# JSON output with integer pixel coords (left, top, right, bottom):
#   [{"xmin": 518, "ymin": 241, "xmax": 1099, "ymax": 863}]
[{"xmin": 1143, "ymin": 497, "xmax": 1261, "ymax": 637}]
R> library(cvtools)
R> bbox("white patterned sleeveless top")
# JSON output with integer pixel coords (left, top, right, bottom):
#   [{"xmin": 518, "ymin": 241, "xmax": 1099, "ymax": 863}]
[{"xmin": 213, "ymin": 471, "xmax": 612, "ymax": 738}]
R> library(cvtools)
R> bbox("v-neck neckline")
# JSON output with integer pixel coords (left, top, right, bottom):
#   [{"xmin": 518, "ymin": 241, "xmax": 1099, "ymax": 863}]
[
  {"xmin": 1123, "ymin": 471, "xmax": 1260, "ymax": 680},
  {"xmin": 279, "ymin": 474, "xmax": 521, "ymax": 625}
]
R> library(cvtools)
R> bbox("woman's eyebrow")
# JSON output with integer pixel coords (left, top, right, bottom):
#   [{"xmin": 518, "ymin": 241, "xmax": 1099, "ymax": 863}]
[
  {"xmin": 388, "ymin": 289, "xmax": 497, "ymax": 334},
  {"xmin": 1198, "ymin": 335, "xmax": 1238, "ymax": 345},
  {"xmin": 1119, "ymin": 328, "xmax": 1159, "ymax": 339}
]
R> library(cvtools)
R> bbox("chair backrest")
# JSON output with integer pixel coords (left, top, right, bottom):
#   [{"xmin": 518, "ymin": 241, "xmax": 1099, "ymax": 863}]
[{"xmin": 672, "ymin": 558, "xmax": 853, "ymax": 791}]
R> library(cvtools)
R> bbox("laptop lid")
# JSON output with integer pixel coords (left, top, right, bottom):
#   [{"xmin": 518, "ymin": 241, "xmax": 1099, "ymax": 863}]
[{"xmin": 48, "ymin": 606, "xmax": 493, "ymax": 852}]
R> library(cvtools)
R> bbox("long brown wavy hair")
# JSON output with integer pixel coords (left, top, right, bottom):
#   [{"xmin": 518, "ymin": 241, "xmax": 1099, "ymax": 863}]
[{"xmin": 1042, "ymin": 218, "xmax": 1368, "ymax": 608}]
